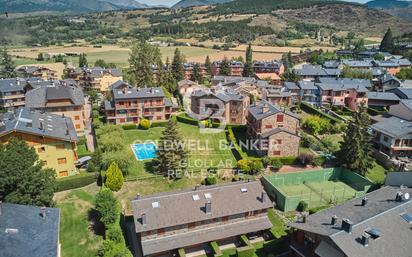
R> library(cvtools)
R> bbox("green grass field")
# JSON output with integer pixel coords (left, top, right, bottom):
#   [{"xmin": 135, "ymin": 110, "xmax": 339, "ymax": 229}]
[{"xmin": 123, "ymin": 122, "xmax": 237, "ymax": 178}]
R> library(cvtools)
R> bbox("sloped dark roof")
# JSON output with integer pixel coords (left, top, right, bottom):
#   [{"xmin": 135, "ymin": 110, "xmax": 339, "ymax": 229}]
[
  {"xmin": 316, "ymin": 78, "xmax": 370, "ymax": 92},
  {"xmin": 298, "ymin": 80, "xmax": 317, "ymax": 90},
  {"xmin": 0, "ymin": 78, "xmax": 27, "ymax": 93},
  {"xmin": 109, "ymin": 80, "xmax": 132, "ymax": 90},
  {"xmin": 367, "ymin": 92, "xmax": 400, "ymax": 101},
  {"xmin": 25, "ymin": 85, "xmax": 84, "ymax": 108},
  {"xmin": 112, "ymin": 87, "xmax": 165, "ymax": 100},
  {"xmin": 0, "ymin": 108, "xmax": 77, "ymax": 142},
  {"xmin": 0, "ymin": 203, "xmax": 60, "ymax": 257},
  {"xmin": 371, "ymin": 116, "xmax": 412, "ymax": 138},
  {"xmin": 284, "ymin": 82, "xmax": 299, "ymax": 90}
]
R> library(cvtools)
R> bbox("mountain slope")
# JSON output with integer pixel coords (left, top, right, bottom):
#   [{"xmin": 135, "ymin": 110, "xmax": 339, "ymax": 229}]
[
  {"xmin": 0, "ymin": 0, "xmax": 148, "ymax": 14},
  {"xmin": 365, "ymin": 0, "xmax": 412, "ymax": 21},
  {"xmin": 172, "ymin": 0, "xmax": 232, "ymax": 9}
]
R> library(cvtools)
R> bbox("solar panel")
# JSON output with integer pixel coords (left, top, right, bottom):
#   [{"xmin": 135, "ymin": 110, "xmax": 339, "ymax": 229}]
[
  {"xmin": 192, "ymin": 194, "xmax": 200, "ymax": 201},
  {"xmin": 401, "ymin": 213, "xmax": 412, "ymax": 224},
  {"xmin": 151, "ymin": 201, "xmax": 160, "ymax": 208}
]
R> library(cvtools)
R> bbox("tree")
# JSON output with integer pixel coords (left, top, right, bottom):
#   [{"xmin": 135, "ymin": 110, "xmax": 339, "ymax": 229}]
[
  {"xmin": 159, "ymin": 70, "xmax": 177, "ymax": 95},
  {"xmin": 0, "ymin": 48, "xmax": 16, "ymax": 78},
  {"xmin": 205, "ymin": 55, "xmax": 212, "ymax": 76},
  {"xmin": 95, "ymin": 188, "xmax": 119, "ymax": 226},
  {"xmin": 105, "ymin": 162, "xmax": 124, "ymax": 192},
  {"xmin": 281, "ymin": 51, "xmax": 293, "ymax": 69},
  {"xmin": 373, "ymin": 53, "xmax": 385, "ymax": 61},
  {"xmin": 171, "ymin": 48, "xmax": 185, "ymax": 81},
  {"xmin": 153, "ymin": 119, "xmax": 188, "ymax": 179},
  {"xmin": 95, "ymin": 59, "xmax": 107, "ymax": 68},
  {"xmin": 79, "ymin": 53, "xmax": 88, "ymax": 68},
  {"xmin": 341, "ymin": 66, "xmax": 373, "ymax": 80},
  {"xmin": 0, "ymin": 138, "xmax": 56, "ymax": 206},
  {"xmin": 337, "ymin": 109, "xmax": 373, "ymax": 176},
  {"xmin": 396, "ymin": 68, "xmax": 412, "ymax": 80},
  {"xmin": 243, "ymin": 43, "xmax": 253, "ymax": 77},
  {"xmin": 191, "ymin": 63, "xmax": 203, "ymax": 83},
  {"xmin": 380, "ymin": 28, "xmax": 395, "ymax": 53},
  {"xmin": 37, "ymin": 53, "xmax": 44, "ymax": 61},
  {"xmin": 219, "ymin": 57, "xmax": 231, "ymax": 76},
  {"xmin": 353, "ymin": 39, "xmax": 366, "ymax": 54},
  {"xmin": 281, "ymin": 69, "xmax": 299, "ymax": 82},
  {"xmin": 128, "ymin": 40, "xmax": 162, "ymax": 87}
]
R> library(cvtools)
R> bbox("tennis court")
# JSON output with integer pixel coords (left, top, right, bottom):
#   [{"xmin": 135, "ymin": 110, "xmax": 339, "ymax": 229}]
[{"xmin": 131, "ymin": 143, "xmax": 157, "ymax": 161}]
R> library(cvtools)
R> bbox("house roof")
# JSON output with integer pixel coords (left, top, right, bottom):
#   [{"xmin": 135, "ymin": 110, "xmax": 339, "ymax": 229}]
[
  {"xmin": 25, "ymin": 85, "xmax": 84, "ymax": 108},
  {"xmin": 294, "ymin": 65, "xmax": 342, "ymax": 77},
  {"xmin": 260, "ymin": 127, "xmax": 300, "ymax": 139},
  {"xmin": 316, "ymin": 78, "xmax": 370, "ymax": 92},
  {"xmin": 379, "ymin": 74, "xmax": 401, "ymax": 84},
  {"xmin": 255, "ymin": 73, "xmax": 281, "ymax": 81},
  {"xmin": 342, "ymin": 60, "xmax": 373, "ymax": 68},
  {"xmin": 290, "ymin": 186, "xmax": 412, "ymax": 257},
  {"xmin": 112, "ymin": 87, "xmax": 165, "ymax": 100},
  {"xmin": 131, "ymin": 181, "xmax": 272, "ymax": 233},
  {"xmin": 0, "ymin": 108, "xmax": 78, "ymax": 142},
  {"xmin": 391, "ymin": 88, "xmax": 412, "ymax": 99},
  {"xmin": 109, "ymin": 80, "xmax": 132, "ymax": 90},
  {"xmin": 0, "ymin": 203, "xmax": 60, "ymax": 257},
  {"xmin": 367, "ymin": 92, "xmax": 400, "ymax": 101},
  {"xmin": 248, "ymin": 100, "xmax": 283, "ymax": 120},
  {"xmin": 192, "ymin": 88, "xmax": 246, "ymax": 102},
  {"xmin": 86, "ymin": 67, "xmax": 122, "ymax": 78},
  {"xmin": 178, "ymin": 79, "xmax": 198, "ymax": 87},
  {"xmin": 284, "ymin": 82, "xmax": 300, "ymax": 90},
  {"xmin": 298, "ymin": 80, "xmax": 317, "ymax": 90},
  {"xmin": 371, "ymin": 116, "xmax": 412, "ymax": 138},
  {"xmin": 0, "ymin": 78, "xmax": 27, "ymax": 93}
]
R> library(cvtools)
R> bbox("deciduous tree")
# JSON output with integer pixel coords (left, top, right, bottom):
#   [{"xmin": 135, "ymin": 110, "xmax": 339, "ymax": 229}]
[{"xmin": 95, "ymin": 188, "xmax": 119, "ymax": 226}]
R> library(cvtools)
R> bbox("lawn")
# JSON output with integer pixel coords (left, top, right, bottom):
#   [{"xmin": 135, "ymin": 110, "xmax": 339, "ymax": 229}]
[
  {"xmin": 122, "ymin": 122, "xmax": 237, "ymax": 178},
  {"xmin": 366, "ymin": 161, "xmax": 386, "ymax": 185},
  {"xmin": 57, "ymin": 187, "xmax": 103, "ymax": 257}
]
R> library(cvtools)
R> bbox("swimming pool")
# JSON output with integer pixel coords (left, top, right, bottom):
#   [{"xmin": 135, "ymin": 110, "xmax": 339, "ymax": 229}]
[{"xmin": 131, "ymin": 143, "xmax": 157, "ymax": 161}]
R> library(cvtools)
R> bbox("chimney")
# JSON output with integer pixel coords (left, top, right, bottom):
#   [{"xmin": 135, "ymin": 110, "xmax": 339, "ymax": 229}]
[
  {"xmin": 262, "ymin": 103, "xmax": 269, "ymax": 113},
  {"xmin": 261, "ymin": 192, "xmax": 267, "ymax": 203},
  {"xmin": 302, "ymin": 212, "xmax": 308, "ymax": 223},
  {"xmin": 205, "ymin": 201, "xmax": 212, "ymax": 214},
  {"xmin": 361, "ymin": 233, "xmax": 370, "ymax": 247},
  {"xmin": 341, "ymin": 219, "xmax": 353, "ymax": 233},
  {"xmin": 136, "ymin": 193, "xmax": 141, "ymax": 200},
  {"xmin": 331, "ymin": 215, "xmax": 338, "ymax": 225},
  {"xmin": 195, "ymin": 184, "xmax": 201, "ymax": 191},
  {"xmin": 361, "ymin": 197, "xmax": 368, "ymax": 206},
  {"xmin": 65, "ymin": 129, "xmax": 69, "ymax": 136},
  {"xmin": 41, "ymin": 207, "xmax": 47, "ymax": 219},
  {"xmin": 396, "ymin": 192, "xmax": 403, "ymax": 202},
  {"xmin": 141, "ymin": 213, "xmax": 146, "ymax": 225}
]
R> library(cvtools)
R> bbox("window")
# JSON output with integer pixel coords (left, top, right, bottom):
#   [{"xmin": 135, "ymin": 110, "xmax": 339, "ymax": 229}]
[
  {"xmin": 276, "ymin": 115, "xmax": 284, "ymax": 122},
  {"xmin": 58, "ymin": 158, "xmax": 67, "ymax": 164},
  {"xmin": 273, "ymin": 151, "xmax": 281, "ymax": 156},
  {"xmin": 74, "ymin": 115, "xmax": 80, "ymax": 120},
  {"xmin": 192, "ymin": 195, "xmax": 200, "ymax": 201},
  {"xmin": 156, "ymin": 116, "xmax": 162, "ymax": 120},
  {"xmin": 76, "ymin": 124, "xmax": 81, "ymax": 129},
  {"xmin": 42, "ymin": 160, "xmax": 48, "ymax": 166},
  {"xmin": 277, "ymin": 139, "xmax": 282, "ymax": 144},
  {"xmin": 265, "ymin": 125, "xmax": 273, "ymax": 129},
  {"xmin": 38, "ymin": 147, "xmax": 45, "ymax": 153},
  {"xmin": 383, "ymin": 136, "xmax": 389, "ymax": 142},
  {"xmin": 59, "ymin": 170, "xmax": 68, "ymax": 177}
]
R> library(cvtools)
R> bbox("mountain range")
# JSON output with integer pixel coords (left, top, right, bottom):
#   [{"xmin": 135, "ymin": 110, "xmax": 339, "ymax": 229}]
[
  {"xmin": 172, "ymin": 0, "xmax": 232, "ymax": 9},
  {"xmin": 366, "ymin": 0, "xmax": 412, "ymax": 21}
]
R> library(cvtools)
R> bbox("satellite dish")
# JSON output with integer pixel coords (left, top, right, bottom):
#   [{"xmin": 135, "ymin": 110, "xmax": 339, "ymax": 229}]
[{"xmin": 404, "ymin": 193, "xmax": 410, "ymax": 200}]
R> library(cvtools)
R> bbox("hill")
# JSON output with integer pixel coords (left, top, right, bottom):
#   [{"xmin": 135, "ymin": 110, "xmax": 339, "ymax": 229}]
[
  {"xmin": 365, "ymin": 0, "xmax": 412, "ymax": 21},
  {"xmin": 0, "ymin": 0, "xmax": 149, "ymax": 14},
  {"xmin": 172, "ymin": 0, "xmax": 232, "ymax": 9}
]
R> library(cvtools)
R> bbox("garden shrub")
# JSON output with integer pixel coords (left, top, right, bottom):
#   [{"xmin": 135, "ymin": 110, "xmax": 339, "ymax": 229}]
[
  {"xmin": 151, "ymin": 121, "xmax": 169, "ymax": 128},
  {"xmin": 139, "ymin": 119, "xmax": 151, "ymax": 130},
  {"xmin": 121, "ymin": 124, "xmax": 137, "ymax": 130},
  {"xmin": 300, "ymin": 102, "xmax": 341, "ymax": 123},
  {"xmin": 299, "ymin": 153, "xmax": 314, "ymax": 166},
  {"xmin": 204, "ymin": 175, "xmax": 218, "ymax": 185},
  {"xmin": 210, "ymin": 241, "xmax": 222, "ymax": 256},
  {"xmin": 236, "ymin": 159, "xmax": 263, "ymax": 174},
  {"xmin": 176, "ymin": 114, "xmax": 199, "ymax": 126},
  {"xmin": 263, "ymin": 157, "xmax": 283, "ymax": 170},
  {"xmin": 56, "ymin": 172, "xmax": 97, "ymax": 192},
  {"xmin": 297, "ymin": 200, "xmax": 308, "ymax": 212},
  {"xmin": 312, "ymin": 156, "xmax": 326, "ymax": 167},
  {"xmin": 302, "ymin": 115, "xmax": 330, "ymax": 135}
]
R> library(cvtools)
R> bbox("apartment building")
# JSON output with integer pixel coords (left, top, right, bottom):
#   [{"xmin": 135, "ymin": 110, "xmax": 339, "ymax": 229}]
[
  {"xmin": 261, "ymin": 86, "xmax": 292, "ymax": 107},
  {"xmin": 247, "ymin": 100, "xmax": 300, "ymax": 157},
  {"xmin": 253, "ymin": 61, "xmax": 285, "ymax": 75},
  {"xmin": 25, "ymin": 84, "xmax": 86, "ymax": 134},
  {"xmin": 67, "ymin": 67, "xmax": 123, "ymax": 92},
  {"xmin": 0, "ymin": 202, "xmax": 61, "ymax": 257},
  {"xmin": 104, "ymin": 86, "xmax": 177, "ymax": 125},
  {"xmin": 0, "ymin": 108, "xmax": 78, "ymax": 177},
  {"xmin": 316, "ymin": 78, "xmax": 370, "ymax": 110},
  {"xmin": 183, "ymin": 63, "xmax": 208, "ymax": 80},
  {"xmin": 211, "ymin": 61, "xmax": 244, "ymax": 77},
  {"xmin": 16, "ymin": 65, "xmax": 57, "ymax": 80},
  {"xmin": 190, "ymin": 89, "xmax": 250, "ymax": 125},
  {"xmin": 129, "ymin": 181, "xmax": 273, "ymax": 256},
  {"xmin": 0, "ymin": 78, "xmax": 28, "ymax": 112},
  {"xmin": 293, "ymin": 64, "xmax": 342, "ymax": 80}
]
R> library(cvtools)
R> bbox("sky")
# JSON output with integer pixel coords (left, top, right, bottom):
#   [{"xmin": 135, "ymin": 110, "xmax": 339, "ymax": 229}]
[{"xmin": 138, "ymin": 0, "xmax": 369, "ymax": 7}]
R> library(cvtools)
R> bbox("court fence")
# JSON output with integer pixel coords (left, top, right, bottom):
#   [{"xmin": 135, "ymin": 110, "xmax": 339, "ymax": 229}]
[{"xmin": 261, "ymin": 168, "xmax": 374, "ymax": 212}]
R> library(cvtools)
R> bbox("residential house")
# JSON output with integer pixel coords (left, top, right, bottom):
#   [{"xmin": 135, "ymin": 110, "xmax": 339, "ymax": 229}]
[
  {"xmin": 25, "ymin": 84, "xmax": 86, "ymax": 134},
  {"xmin": 183, "ymin": 63, "xmax": 208, "ymax": 80},
  {"xmin": 254, "ymin": 73, "xmax": 281, "ymax": 85},
  {"xmin": 371, "ymin": 116, "xmax": 412, "ymax": 158},
  {"xmin": 16, "ymin": 66, "xmax": 57, "ymax": 80},
  {"xmin": 211, "ymin": 61, "xmax": 244, "ymax": 77},
  {"xmin": 247, "ymin": 100, "xmax": 300, "ymax": 157},
  {"xmin": 66, "ymin": 67, "xmax": 84, "ymax": 83},
  {"xmin": 389, "ymin": 99, "xmax": 412, "ymax": 121},
  {"xmin": 297, "ymin": 81, "xmax": 318, "ymax": 106},
  {"xmin": 0, "ymin": 78, "xmax": 29, "ymax": 112},
  {"xmin": 253, "ymin": 61, "xmax": 285, "ymax": 75},
  {"xmin": 83, "ymin": 67, "xmax": 123, "ymax": 92},
  {"xmin": 372, "ymin": 60, "xmax": 401, "ymax": 75},
  {"xmin": 341, "ymin": 60, "xmax": 373, "ymax": 70},
  {"xmin": 211, "ymin": 76, "xmax": 263, "ymax": 99},
  {"xmin": 390, "ymin": 88, "xmax": 412, "ymax": 99},
  {"xmin": 0, "ymin": 202, "xmax": 61, "ymax": 257},
  {"xmin": 293, "ymin": 64, "xmax": 342, "ymax": 81},
  {"xmin": 284, "ymin": 82, "xmax": 300, "ymax": 105},
  {"xmin": 190, "ymin": 89, "xmax": 250, "ymax": 125},
  {"xmin": 178, "ymin": 79, "xmax": 204, "ymax": 97},
  {"xmin": 289, "ymin": 186, "xmax": 412, "ymax": 257},
  {"xmin": 316, "ymin": 78, "xmax": 370, "ymax": 110},
  {"xmin": 105, "ymin": 87, "xmax": 177, "ymax": 125},
  {"xmin": 368, "ymin": 92, "xmax": 400, "ymax": 109},
  {"xmin": 129, "ymin": 181, "xmax": 273, "ymax": 257},
  {"xmin": 377, "ymin": 73, "xmax": 401, "ymax": 92},
  {"xmin": 0, "ymin": 108, "xmax": 78, "ymax": 177},
  {"xmin": 261, "ymin": 87, "xmax": 292, "ymax": 107}
]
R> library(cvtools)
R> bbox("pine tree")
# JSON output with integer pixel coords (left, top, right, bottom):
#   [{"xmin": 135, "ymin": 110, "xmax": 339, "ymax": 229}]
[
  {"xmin": 128, "ymin": 40, "xmax": 162, "ymax": 87},
  {"xmin": 79, "ymin": 53, "xmax": 88, "ymax": 68},
  {"xmin": 105, "ymin": 162, "xmax": 124, "ymax": 192},
  {"xmin": 191, "ymin": 63, "xmax": 203, "ymax": 83},
  {"xmin": 0, "ymin": 138, "xmax": 56, "ymax": 206},
  {"xmin": 380, "ymin": 28, "xmax": 395, "ymax": 53},
  {"xmin": 243, "ymin": 43, "xmax": 253, "ymax": 77},
  {"xmin": 171, "ymin": 48, "xmax": 185, "ymax": 81},
  {"xmin": 219, "ymin": 57, "xmax": 231, "ymax": 76},
  {"xmin": 205, "ymin": 55, "xmax": 212, "ymax": 76},
  {"xmin": 0, "ymin": 48, "xmax": 16, "ymax": 78},
  {"xmin": 337, "ymin": 109, "xmax": 373, "ymax": 176},
  {"xmin": 153, "ymin": 119, "xmax": 187, "ymax": 179}
]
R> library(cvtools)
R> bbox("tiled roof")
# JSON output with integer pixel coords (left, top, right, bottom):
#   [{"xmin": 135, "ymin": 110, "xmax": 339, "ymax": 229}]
[
  {"xmin": 0, "ymin": 203, "xmax": 60, "ymax": 257},
  {"xmin": 298, "ymin": 80, "xmax": 317, "ymax": 90},
  {"xmin": 367, "ymin": 92, "xmax": 400, "ymax": 101},
  {"xmin": 248, "ymin": 100, "xmax": 283, "ymax": 120},
  {"xmin": 371, "ymin": 116, "xmax": 412, "ymax": 137},
  {"xmin": 0, "ymin": 78, "xmax": 27, "ymax": 93},
  {"xmin": 25, "ymin": 85, "xmax": 84, "ymax": 108},
  {"xmin": 316, "ymin": 78, "xmax": 370, "ymax": 92},
  {"xmin": 112, "ymin": 87, "xmax": 165, "ymax": 100}
]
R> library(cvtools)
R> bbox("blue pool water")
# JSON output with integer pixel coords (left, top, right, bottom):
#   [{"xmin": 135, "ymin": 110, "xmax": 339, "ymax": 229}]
[{"xmin": 131, "ymin": 143, "xmax": 157, "ymax": 161}]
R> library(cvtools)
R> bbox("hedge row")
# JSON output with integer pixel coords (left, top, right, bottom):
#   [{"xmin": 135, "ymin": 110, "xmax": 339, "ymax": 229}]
[
  {"xmin": 300, "ymin": 102, "xmax": 341, "ymax": 124},
  {"xmin": 121, "ymin": 124, "xmax": 137, "ymax": 130},
  {"xmin": 210, "ymin": 241, "xmax": 222, "ymax": 256},
  {"xmin": 176, "ymin": 114, "xmax": 199, "ymax": 126},
  {"xmin": 56, "ymin": 172, "xmax": 97, "ymax": 192},
  {"xmin": 227, "ymin": 128, "xmax": 248, "ymax": 161},
  {"xmin": 367, "ymin": 107, "xmax": 387, "ymax": 116}
]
